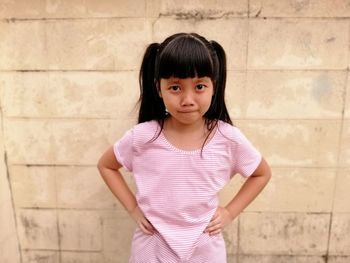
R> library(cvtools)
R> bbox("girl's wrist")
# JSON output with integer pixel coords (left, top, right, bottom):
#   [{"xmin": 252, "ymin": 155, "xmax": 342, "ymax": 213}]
[
  {"xmin": 127, "ymin": 205, "xmax": 138, "ymax": 215},
  {"xmin": 224, "ymin": 206, "xmax": 236, "ymax": 221}
]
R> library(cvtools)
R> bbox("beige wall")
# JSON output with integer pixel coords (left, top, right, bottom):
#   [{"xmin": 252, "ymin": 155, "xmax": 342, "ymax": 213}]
[{"xmin": 0, "ymin": 0, "xmax": 349, "ymax": 262}]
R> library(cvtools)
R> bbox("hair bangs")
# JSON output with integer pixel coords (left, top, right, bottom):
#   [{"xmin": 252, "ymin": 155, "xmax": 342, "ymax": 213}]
[{"xmin": 158, "ymin": 37, "xmax": 214, "ymax": 80}]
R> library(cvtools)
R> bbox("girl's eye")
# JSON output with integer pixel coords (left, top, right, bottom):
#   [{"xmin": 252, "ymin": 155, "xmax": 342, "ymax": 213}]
[
  {"xmin": 169, "ymin": 86, "xmax": 180, "ymax": 91},
  {"xmin": 196, "ymin": 84, "xmax": 206, "ymax": 91}
]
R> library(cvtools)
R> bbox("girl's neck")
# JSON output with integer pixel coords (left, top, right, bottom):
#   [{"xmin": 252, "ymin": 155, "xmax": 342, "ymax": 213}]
[
  {"xmin": 165, "ymin": 116, "xmax": 206, "ymax": 134},
  {"xmin": 161, "ymin": 116, "xmax": 215, "ymax": 151}
]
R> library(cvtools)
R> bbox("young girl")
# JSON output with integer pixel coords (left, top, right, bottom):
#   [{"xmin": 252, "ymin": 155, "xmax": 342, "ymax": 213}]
[{"xmin": 98, "ymin": 33, "xmax": 271, "ymax": 263}]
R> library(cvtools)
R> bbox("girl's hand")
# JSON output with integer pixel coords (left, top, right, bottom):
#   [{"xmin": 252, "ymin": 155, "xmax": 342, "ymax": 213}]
[
  {"xmin": 204, "ymin": 207, "xmax": 233, "ymax": 236},
  {"xmin": 130, "ymin": 206, "xmax": 155, "ymax": 235}
]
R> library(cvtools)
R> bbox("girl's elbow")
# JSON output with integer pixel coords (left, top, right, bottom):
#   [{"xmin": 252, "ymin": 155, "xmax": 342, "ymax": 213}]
[
  {"xmin": 264, "ymin": 166, "xmax": 272, "ymax": 182},
  {"xmin": 97, "ymin": 154, "xmax": 122, "ymax": 173},
  {"xmin": 97, "ymin": 157, "xmax": 106, "ymax": 173},
  {"xmin": 266, "ymin": 169, "xmax": 272, "ymax": 181},
  {"xmin": 261, "ymin": 158, "xmax": 272, "ymax": 179}
]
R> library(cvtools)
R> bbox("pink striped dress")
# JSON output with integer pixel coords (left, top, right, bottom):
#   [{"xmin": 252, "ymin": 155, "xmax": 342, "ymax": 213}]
[{"xmin": 114, "ymin": 120, "xmax": 261, "ymax": 263}]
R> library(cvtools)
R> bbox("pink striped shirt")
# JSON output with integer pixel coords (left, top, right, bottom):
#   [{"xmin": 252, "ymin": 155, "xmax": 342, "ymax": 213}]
[{"xmin": 114, "ymin": 120, "xmax": 261, "ymax": 262}]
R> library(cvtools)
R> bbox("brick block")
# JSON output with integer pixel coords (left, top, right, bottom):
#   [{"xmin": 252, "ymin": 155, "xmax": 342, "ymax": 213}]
[
  {"xmin": 46, "ymin": 19, "xmax": 152, "ymax": 70},
  {"xmin": 223, "ymin": 217, "xmax": 238, "ymax": 256},
  {"xmin": 328, "ymin": 256, "xmax": 350, "ymax": 263},
  {"xmin": 17, "ymin": 209, "xmax": 59, "ymax": 250},
  {"xmin": 329, "ymin": 213, "xmax": 350, "ymax": 255},
  {"xmin": 102, "ymin": 211, "xmax": 135, "ymax": 259},
  {"xmin": 160, "ymin": 0, "xmax": 248, "ymax": 18},
  {"xmin": 43, "ymin": 0, "xmax": 86, "ymax": 19},
  {"xmin": 9, "ymin": 165, "xmax": 56, "ymax": 208},
  {"xmin": 4, "ymin": 119, "xmax": 54, "ymax": 165},
  {"xmin": 238, "ymin": 255, "xmax": 325, "ymax": 263},
  {"xmin": 0, "ymin": 79, "xmax": 2, "ymax": 108},
  {"xmin": 339, "ymin": 121, "xmax": 350, "ymax": 167},
  {"xmin": 22, "ymin": 250, "xmax": 59, "ymax": 263},
  {"xmin": 333, "ymin": 169, "xmax": 350, "ymax": 212},
  {"xmin": 0, "ymin": 0, "xmax": 46, "ymax": 19},
  {"xmin": 104, "ymin": 252, "xmax": 133, "ymax": 263},
  {"xmin": 227, "ymin": 254, "xmax": 237, "ymax": 263},
  {"xmin": 51, "ymin": 119, "xmax": 133, "ymax": 165},
  {"xmin": 248, "ymin": 19, "xmax": 349, "ymax": 69},
  {"xmin": 0, "ymin": 73, "xmax": 53, "ymax": 117},
  {"xmin": 0, "ymin": 18, "xmax": 151, "ymax": 70},
  {"xmin": 0, "ymin": 0, "xmax": 147, "ymax": 19},
  {"xmin": 56, "ymin": 166, "xmax": 118, "ymax": 209},
  {"xmin": 239, "ymin": 212, "xmax": 330, "ymax": 255},
  {"xmin": 4, "ymin": 118, "xmax": 135, "ymax": 165},
  {"xmin": 60, "ymin": 252, "xmax": 103, "ymax": 263},
  {"xmin": 345, "ymin": 79, "xmax": 350, "ymax": 119},
  {"xmin": 0, "ymin": 21, "xmax": 47, "ymax": 70},
  {"xmin": 226, "ymin": 71, "xmax": 246, "ymax": 119},
  {"xmin": 0, "ymin": 111, "xmax": 21, "ymax": 263},
  {"xmin": 84, "ymin": 0, "xmax": 146, "ymax": 18},
  {"xmin": 219, "ymin": 174, "xmax": 245, "ymax": 206},
  {"xmin": 245, "ymin": 70, "xmax": 346, "ymax": 119},
  {"xmin": 49, "ymin": 71, "xmax": 139, "ymax": 118},
  {"xmin": 246, "ymin": 168, "xmax": 336, "ymax": 212},
  {"xmin": 0, "ymin": 71, "xmax": 139, "ymax": 118},
  {"xmin": 250, "ymin": 0, "xmax": 350, "ymax": 18},
  {"xmin": 146, "ymin": 0, "xmax": 161, "ymax": 17},
  {"xmin": 153, "ymin": 18, "xmax": 249, "ymax": 70},
  {"xmin": 58, "ymin": 210, "xmax": 102, "ymax": 251},
  {"xmin": 238, "ymin": 255, "xmax": 326, "ymax": 263},
  {"xmin": 236, "ymin": 120, "xmax": 341, "ymax": 167}
]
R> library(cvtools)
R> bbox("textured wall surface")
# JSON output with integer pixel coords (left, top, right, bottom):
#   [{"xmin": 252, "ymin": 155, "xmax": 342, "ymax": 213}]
[{"xmin": 0, "ymin": 0, "xmax": 349, "ymax": 262}]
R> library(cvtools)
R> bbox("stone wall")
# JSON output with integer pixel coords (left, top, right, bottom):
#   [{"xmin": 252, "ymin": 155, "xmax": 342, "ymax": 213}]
[{"xmin": 0, "ymin": 0, "xmax": 349, "ymax": 262}]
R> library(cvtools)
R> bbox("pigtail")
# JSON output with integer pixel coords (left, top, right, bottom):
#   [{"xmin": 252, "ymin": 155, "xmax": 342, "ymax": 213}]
[
  {"xmin": 138, "ymin": 43, "xmax": 166, "ymax": 123},
  {"xmin": 210, "ymin": 41, "xmax": 226, "ymax": 94},
  {"xmin": 207, "ymin": 40, "xmax": 232, "ymax": 125}
]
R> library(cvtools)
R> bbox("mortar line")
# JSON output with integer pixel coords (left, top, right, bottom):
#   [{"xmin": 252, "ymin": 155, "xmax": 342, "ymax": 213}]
[
  {"xmin": 0, "ymin": 16, "xmax": 153, "ymax": 22},
  {"xmin": 150, "ymin": 7, "xmax": 157, "ymax": 43},
  {"xmin": 2, "ymin": 116, "xmax": 347, "ymax": 121},
  {"xmin": 16, "ymin": 207, "xmax": 340, "ymax": 214},
  {"xmin": 325, "ymin": 70, "xmax": 349, "ymax": 260},
  {"xmin": 1, "ymin": 69, "xmax": 350, "ymax": 72},
  {"xmin": 43, "ymin": 16, "xmax": 62, "ymax": 261},
  {"xmin": 22, "ymin": 248, "xmax": 102, "ymax": 253},
  {"xmin": 2, "ymin": 16, "xmax": 350, "ymax": 22},
  {"xmin": 325, "ymin": 21, "xmax": 350, "ymax": 260},
  {"xmin": 236, "ymin": 1, "xmax": 250, "ymax": 261},
  {"xmin": 233, "ymin": 253, "xmax": 338, "ymax": 257},
  {"xmin": 0, "ymin": 69, "xmax": 137, "ymax": 73},
  {"xmin": 5, "ymin": 164, "xmax": 345, "ymax": 169},
  {"xmin": 0, "ymin": 115, "xmax": 23, "ymax": 262},
  {"xmin": 239, "ymin": 0, "xmax": 251, "ymax": 121},
  {"xmin": 241, "ymin": 211, "xmax": 332, "ymax": 215},
  {"xmin": 53, "ymin": 166, "xmax": 62, "ymax": 263},
  {"xmin": 0, "ymin": 69, "xmax": 349, "ymax": 73}
]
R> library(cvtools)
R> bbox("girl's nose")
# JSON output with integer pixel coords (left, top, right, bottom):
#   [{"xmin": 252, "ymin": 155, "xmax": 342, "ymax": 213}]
[{"xmin": 181, "ymin": 91, "xmax": 195, "ymax": 106}]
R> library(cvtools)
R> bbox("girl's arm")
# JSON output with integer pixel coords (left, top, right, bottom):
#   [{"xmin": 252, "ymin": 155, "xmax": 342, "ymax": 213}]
[
  {"xmin": 97, "ymin": 146, "xmax": 155, "ymax": 235},
  {"xmin": 205, "ymin": 157, "xmax": 271, "ymax": 235}
]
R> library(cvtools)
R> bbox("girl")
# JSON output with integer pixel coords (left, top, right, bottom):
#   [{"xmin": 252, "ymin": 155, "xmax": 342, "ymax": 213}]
[{"xmin": 98, "ymin": 33, "xmax": 271, "ymax": 263}]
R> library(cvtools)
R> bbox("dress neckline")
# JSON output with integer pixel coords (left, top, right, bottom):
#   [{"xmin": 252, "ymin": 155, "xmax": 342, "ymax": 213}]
[{"xmin": 159, "ymin": 122, "xmax": 219, "ymax": 154}]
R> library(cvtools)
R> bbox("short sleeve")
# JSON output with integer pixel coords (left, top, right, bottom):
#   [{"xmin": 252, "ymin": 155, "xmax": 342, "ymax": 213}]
[
  {"xmin": 232, "ymin": 128, "xmax": 262, "ymax": 178},
  {"xmin": 113, "ymin": 129, "xmax": 133, "ymax": 172}
]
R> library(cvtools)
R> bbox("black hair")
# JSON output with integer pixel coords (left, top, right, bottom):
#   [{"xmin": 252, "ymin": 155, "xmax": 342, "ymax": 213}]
[{"xmin": 138, "ymin": 33, "xmax": 233, "ymax": 150}]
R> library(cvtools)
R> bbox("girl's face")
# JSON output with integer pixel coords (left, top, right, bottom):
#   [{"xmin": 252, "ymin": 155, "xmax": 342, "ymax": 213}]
[{"xmin": 159, "ymin": 76, "xmax": 214, "ymax": 126}]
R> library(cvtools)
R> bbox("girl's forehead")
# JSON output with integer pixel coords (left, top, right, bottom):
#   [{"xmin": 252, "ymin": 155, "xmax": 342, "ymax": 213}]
[{"xmin": 161, "ymin": 76, "xmax": 212, "ymax": 82}]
